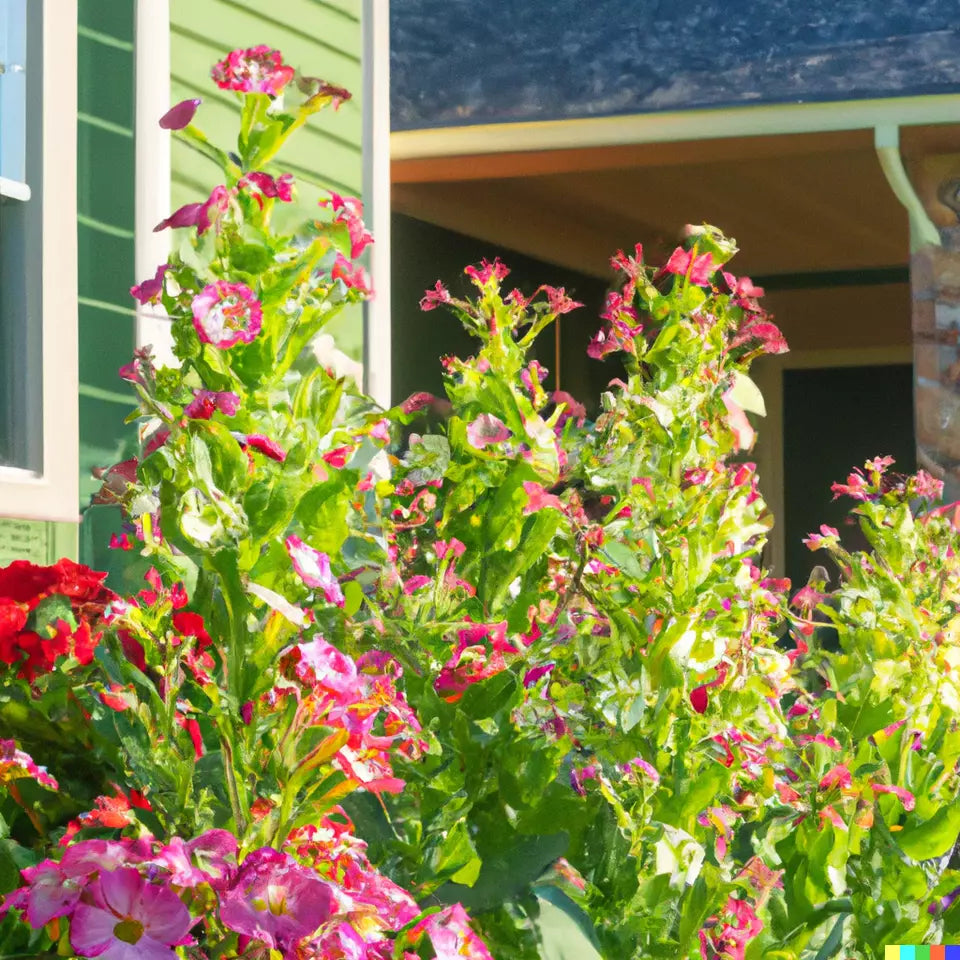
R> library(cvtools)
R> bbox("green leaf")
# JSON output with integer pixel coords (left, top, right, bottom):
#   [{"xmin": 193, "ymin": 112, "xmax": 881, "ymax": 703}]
[
  {"xmin": 897, "ymin": 797, "xmax": 960, "ymax": 860},
  {"xmin": 533, "ymin": 885, "xmax": 604, "ymax": 960}
]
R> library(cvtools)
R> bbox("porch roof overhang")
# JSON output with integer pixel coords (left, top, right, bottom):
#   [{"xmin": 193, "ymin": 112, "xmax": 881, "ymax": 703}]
[{"xmin": 390, "ymin": 96, "xmax": 960, "ymax": 281}]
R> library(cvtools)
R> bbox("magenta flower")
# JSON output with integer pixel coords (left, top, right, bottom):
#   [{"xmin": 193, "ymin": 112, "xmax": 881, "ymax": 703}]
[
  {"xmin": 211, "ymin": 46, "xmax": 295, "ymax": 96},
  {"xmin": 420, "ymin": 280, "xmax": 452, "ymax": 311},
  {"xmin": 320, "ymin": 192, "xmax": 373, "ymax": 258},
  {"xmin": 464, "ymin": 258, "xmax": 510, "ymax": 286},
  {"xmin": 241, "ymin": 171, "xmax": 294, "ymax": 203},
  {"xmin": 285, "ymin": 535, "xmax": 345, "ymax": 607},
  {"xmin": 403, "ymin": 575, "xmax": 431, "ymax": 595},
  {"xmin": 184, "ymin": 390, "xmax": 240, "ymax": 420},
  {"xmin": 871, "ymin": 783, "xmax": 915, "ymax": 810},
  {"xmin": 219, "ymin": 847, "xmax": 334, "ymax": 951},
  {"xmin": 522, "ymin": 662, "xmax": 554, "ymax": 688},
  {"xmin": 659, "ymin": 246, "xmax": 715, "ymax": 286},
  {"xmin": 0, "ymin": 739, "xmax": 58, "ymax": 790},
  {"xmin": 543, "ymin": 285, "xmax": 583, "ymax": 315},
  {"xmin": 158, "ymin": 98, "xmax": 201, "ymax": 130},
  {"xmin": 129, "ymin": 264, "xmax": 170, "ymax": 305},
  {"xmin": 466, "ymin": 413, "xmax": 511, "ymax": 449},
  {"xmin": 415, "ymin": 904, "xmax": 493, "ymax": 960},
  {"xmin": 70, "ymin": 868, "xmax": 190, "ymax": 960},
  {"xmin": 802, "ymin": 524, "xmax": 840, "ymax": 551},
  {"xmin": 197, "ymin": 184, "xmax": 231, "ymax": 235},
  {"xmin": 153, "ymin": 202, "xmax": 202, "ymax": 233},
  {"xmin": 191, "ymin": 281, "xmax": 263, "ymax": 349},
  {"xmin": 245, "ymin": 434, "xmax": 286, "ymax": 462}
]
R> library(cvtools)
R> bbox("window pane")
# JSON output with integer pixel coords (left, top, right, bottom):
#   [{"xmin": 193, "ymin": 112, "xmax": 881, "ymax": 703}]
[
  {"xmin": 0, "ymin": 0, "xmax": 27, "ymax": 184},
  {"xmin": 0, "ymin": 0, "xmax": 40, "ymax": 472}
]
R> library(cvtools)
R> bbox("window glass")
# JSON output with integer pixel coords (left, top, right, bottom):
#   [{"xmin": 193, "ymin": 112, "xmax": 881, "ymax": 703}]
[
  {"xmin": 0, "ymin": 0, "xmax": 27, "ymax": 184},
  {"xmin": 0, "ymin": 0, "xmax": 40, "ymax": 472}
]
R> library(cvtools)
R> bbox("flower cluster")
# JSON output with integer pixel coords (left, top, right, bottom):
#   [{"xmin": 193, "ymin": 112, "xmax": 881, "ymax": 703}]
[{"xmin": 0, "ymin": 559, "xmax": 115, "ymax": 680}]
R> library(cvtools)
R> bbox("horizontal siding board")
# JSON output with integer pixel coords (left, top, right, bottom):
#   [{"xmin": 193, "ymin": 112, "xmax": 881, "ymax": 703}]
[
  {"xmin": 77, "ymin": 228, "xmax": 134, "ymax": 314},
  {"xmin": 78, "ymin": 304, "xmax": 135, "ymax": 389},
  {"xmin": 218, "ymin": 0, "xmax": 361, "ymax": 63},
  {"xmin": 311, "ymin": 0, "xmax": 360, "ymax": 22},
  {"xmin": 77, "ymin": 0, "xmax": 133, "ymax": 43},
  {"xmin": 77, "ymin": 124, "xmax": 134, "ymax": 228},
  {"xmin": 77, "ymin": 34, "xmax": 134, "ymax": 128}
]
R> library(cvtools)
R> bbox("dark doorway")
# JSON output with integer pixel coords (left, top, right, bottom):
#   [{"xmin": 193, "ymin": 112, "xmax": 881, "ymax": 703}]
[{"xmin": 782, "ymin": 363, "xmax": 915, "ymax": 589}]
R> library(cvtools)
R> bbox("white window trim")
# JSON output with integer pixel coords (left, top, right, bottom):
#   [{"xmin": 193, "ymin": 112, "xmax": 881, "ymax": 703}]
[
  {"xmin": 751, "ymin": 345, "xmax": 914, "ymax": 576},
  {"xmin": 133, "ymin": 0, "xmax": 174, "ymax": 366},
  {"xmin": 0, "ymin": 0, "xmax": 79, "ymax": 523},
  {"xmin": 362, "ymin": 0, "xmax": 391, "ymax": 408}
]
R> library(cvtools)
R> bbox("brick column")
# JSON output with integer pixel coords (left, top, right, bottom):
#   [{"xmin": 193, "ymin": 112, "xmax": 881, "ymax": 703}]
[{"xmin": 913, "ymin": 228, "xmax": 960, "ymax": 500}]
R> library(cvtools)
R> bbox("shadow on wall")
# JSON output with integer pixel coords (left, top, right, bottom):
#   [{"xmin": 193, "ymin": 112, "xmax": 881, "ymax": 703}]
[{"xmin": 391, "ymin": 213, "xmax": 624, "ymax": 410}]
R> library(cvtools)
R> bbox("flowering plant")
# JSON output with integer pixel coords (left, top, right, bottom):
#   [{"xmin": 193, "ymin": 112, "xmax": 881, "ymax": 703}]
[{"xmin": 1, "ymin": 41, "xmax": 958, "ymax": 960}]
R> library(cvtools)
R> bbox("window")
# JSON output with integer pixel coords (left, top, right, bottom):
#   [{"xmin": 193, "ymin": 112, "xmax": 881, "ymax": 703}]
[{"xmin": 0, "ymin": 0, "xmax": 78, "ymax": 521}]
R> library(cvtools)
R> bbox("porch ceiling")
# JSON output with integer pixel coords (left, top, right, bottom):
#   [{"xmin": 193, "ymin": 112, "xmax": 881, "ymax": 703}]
[{"xmin": 391, "ymin": 128, "xmax": 930, "ymax": 280}]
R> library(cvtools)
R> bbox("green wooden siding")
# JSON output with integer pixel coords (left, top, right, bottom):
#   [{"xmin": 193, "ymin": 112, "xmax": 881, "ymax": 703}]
[
  {"xmin": 170, "ymin": 0, "xmax": 365, "ymax": 359},
  {"xmin": 77, "ymin": 0, "xmax": 137, "ymax": 508}
]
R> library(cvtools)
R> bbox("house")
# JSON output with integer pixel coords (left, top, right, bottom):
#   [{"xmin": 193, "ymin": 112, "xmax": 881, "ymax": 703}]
[
  {"xmin": 0, "ymin": 0, "xmax": 382, "ymax": 584},
  {"xmin": 387, "ymin": 0, "xmax": 960, "ymax": 582},
  {"xmin": 2, "ymin": 0, "xmax": 959, "ymax": 586}
]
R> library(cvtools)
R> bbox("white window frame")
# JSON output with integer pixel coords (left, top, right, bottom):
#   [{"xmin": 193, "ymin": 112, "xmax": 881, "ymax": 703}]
[{"xmin": 0, "ymin": 0, "xmax": 79, "ymax": 522}]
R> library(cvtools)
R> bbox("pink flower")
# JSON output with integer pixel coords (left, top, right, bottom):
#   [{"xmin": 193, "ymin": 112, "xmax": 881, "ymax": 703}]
[
  {"xmin": 153, "ymin": 202, "xmax": 202, "ymax": 232},
  {"xmin": 322, "ymin": 445, "xmax": 355, "ymax": 468},
  {"xmin": 659, "ymin": 246, "xmax": 715, "ymax": 286},
  {"xmin": 802, "ymin": 525, "xmax": 840, "ymax": 551},
  {"xmin": 435, "ymin": 538, "xmax": 466, "ymax": 560},
  {"xmin": 699, "ymin": 896, "xmax": 763, "ymax": 960},
  {"xmin": 184, "ymin": 390, "xmax": 240, "ymax": 420},
  {"xmin": 403, "ymin": 575, "xmax": 431, "ymax": 595},
  {"xmin": 543, "ymin": 285, "xmax": 583, "ymax": 315},
  {"xmin": 420, "ymin": 281, "xmax": 452, "ymax": 311},
  {"xmin": 819, "ymin": 764, "xmax": 852, "ymax": 791},
  {"xmin": 197, "ymin": 184, "xmax": 231, "ymax": 235},
  {"xmin": 211, "ymin": 46, "xmax": 294, "ymax": 95},
  {"xmin": 464, "ymin": 258, "xmax": 509, "ymax": 286},
  {"xmin": 158, "ymin": 98, "xmax": 200, "ymax": 130},
  {"xmin": 285, "ymin": 535, "xmax": 345, "ymax": 607},
  {"xmin": 690, "ymin": 685, "xmax": 709, "ymax": 714},
  {"xmin": 320, "ymin": 193, "xmax": 373, "ymax": 258},
  {"xmin": 331, "ymin": 253, "xmax": 372, "ymax": 294},
  {"xmin": 622, "ymin": 756, "xmax": 660, "ymax": 784},
  {"xmin": 871, "ymin": 783, "xmax": 915, "ymax": 811},
  {"xmin": 241, "ymin": 171, "xmax": 294, "ymax": 203},
  {"xmin": 522, "ymin": 481, "xmax": 563, "ymax": 514},
  {"xmin": 414, "ymin": 904, "xmax": 493, "ymax": 960},
  {"xmin": 466, "ymin": 413, "xmax": 511, "ymax": 449},
  {"xmin": 191, "ymin": 281, "xmax": 262, "ymax": 348},
  {"xmin": 0, "ymin": 739, "xmax": 58, "ymax": 790},
  {"xmin": 245, "ymin": 434, "xmax": 286, "ymax": 462},
  {"xmin": 129, "ymin": 264, "xmax": 170, "ymax": 305},
  {"xmin": 722, "ymin": 387, "xmax": 755, "ymax": 451},
  {"xmin": 219, "ymin": 847, "xmax": 334, "ymax": 951},
  {"xmin": 551, "ymin": 390, "xmax": 587, "ymax": 429},
  {"xmin": 70, "ymin": 867, "xmax": 191, "ymax": 960}
]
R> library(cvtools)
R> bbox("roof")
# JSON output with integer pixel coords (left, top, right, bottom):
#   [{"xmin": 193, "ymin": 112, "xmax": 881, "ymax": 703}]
[{"xmin": 391, "ymin": 0, "xmax": 960, "ymax": 130}]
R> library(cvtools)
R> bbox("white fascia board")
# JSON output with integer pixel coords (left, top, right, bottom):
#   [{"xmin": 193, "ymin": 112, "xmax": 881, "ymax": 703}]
[{"xmin": 392, "ymin": 93, "xmax": 960, "ymax": 160}]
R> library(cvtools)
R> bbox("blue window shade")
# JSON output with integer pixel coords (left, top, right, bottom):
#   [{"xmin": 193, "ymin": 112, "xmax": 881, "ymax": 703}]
[
  {"xmin": 391, "ymin": 1, "xmax": 960, "ymax": 130},
  {"xmin": 0, "ymin": 0, "xmax": 27, "ymax": 185}
]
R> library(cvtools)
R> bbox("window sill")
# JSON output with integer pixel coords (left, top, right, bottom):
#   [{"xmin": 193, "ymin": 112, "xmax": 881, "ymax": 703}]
[{"xmin": 0, "ymin": 176, "xmax": 31, "ymax": 201}]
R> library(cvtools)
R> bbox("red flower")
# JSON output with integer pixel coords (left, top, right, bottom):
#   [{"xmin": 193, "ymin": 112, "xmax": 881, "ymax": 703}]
[
  {"xmin": 242, "ymin": 171, "xmax": 294, "ymax": 204},
  {"xmin": 320, "ymin": 192, "xmax": 373, "ymax": 258},
  {"xmin": 331, "ymin": 253, "xmax": 372, "ymax": 294}
]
